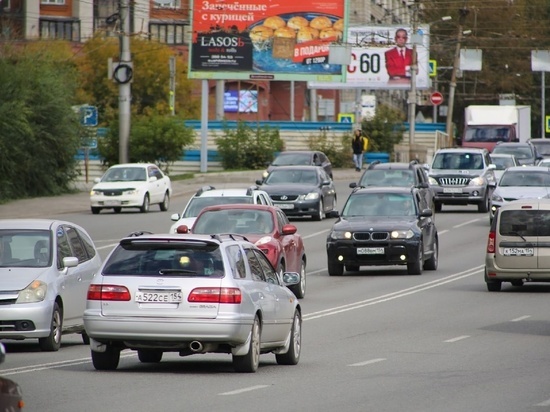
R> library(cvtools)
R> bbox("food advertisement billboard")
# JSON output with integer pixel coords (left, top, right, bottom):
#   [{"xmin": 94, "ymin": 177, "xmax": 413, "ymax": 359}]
[
  {"xmin": 188, "ymin": 0, "xmax": 347, "ymax": 81},
  {"xmin": 309, "ymin": 24, "xmax": 431, "ymax": 90}
]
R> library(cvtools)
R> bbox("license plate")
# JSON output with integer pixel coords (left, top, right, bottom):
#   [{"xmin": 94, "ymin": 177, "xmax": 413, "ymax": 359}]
[
  {"xmin": 105, "ymin": 200, "xmax": 121, "ymax": 206},
  {"xmin": 135, "ymin": 291, "xmax": 183, "ymax": 303},
  {"xmin": 357, "ymin": 247, "xmax": 384, "ymax": 255},
  {"xmin": 443, "ymin": 188, "xmax": 463, "ymax": 193},
  {"xmin": 276, "ymin": 203, "xmax": 294, "ymax": 209},
  {"xmin": 503, "ymin": 248, "xmax": 534, "ymax": 256}
]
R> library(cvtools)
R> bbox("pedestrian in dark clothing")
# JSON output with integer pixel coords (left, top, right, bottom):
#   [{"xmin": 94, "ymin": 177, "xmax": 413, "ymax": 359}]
[{"xmin": 352, "ymin": 129, "xmax": 365, "ymax": 171}]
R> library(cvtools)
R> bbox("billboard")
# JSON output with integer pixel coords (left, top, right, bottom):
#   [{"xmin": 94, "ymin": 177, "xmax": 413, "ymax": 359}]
[
  {"xmin": 224, "ymin": 90, "xmax": 258, "ymax": 113},
  {"xmin": 309, "ymin": 24, "xmax": 431, "ymax": 90},
  {"xmin": 188, "ymin": 0, "xmax": 347, "ymax": 81}
]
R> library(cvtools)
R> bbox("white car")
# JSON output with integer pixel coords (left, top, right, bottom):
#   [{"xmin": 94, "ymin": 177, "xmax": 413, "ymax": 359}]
[
  {"xmin": 169, "ymin": 185, "xmax": 273, "ymax": 233},
  {"xmin": 0, "ymin": 219, "xmax": 102, "ymax": 351},
  {"xmin": 90, "ymin": 163, "xmax": 172, "ymax": 214}
]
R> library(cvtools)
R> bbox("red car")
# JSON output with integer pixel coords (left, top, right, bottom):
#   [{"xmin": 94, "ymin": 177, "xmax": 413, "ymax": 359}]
[{"xmin": 189, "ymin": 204, "xmax": 307, "ymax": 298}]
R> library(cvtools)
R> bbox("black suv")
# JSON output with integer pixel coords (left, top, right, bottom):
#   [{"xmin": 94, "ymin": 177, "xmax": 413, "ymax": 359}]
[
  {"xmin": 491, "ymin": 141, "xmax": 542, "ymax": 166},
  {"xmin": 428, "ymin": 147, "xmax": 497, "ymax": 212},
  {"xmin": 326, "ymin": 187, "xmax": 438, "ymax": 276},
  {"xmin": 349, "ymin": 160, "xmax": 435, "ymax": 213}
]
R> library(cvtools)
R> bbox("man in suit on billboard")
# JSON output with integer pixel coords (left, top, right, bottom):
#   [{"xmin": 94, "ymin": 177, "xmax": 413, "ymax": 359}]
[{"xmin": 385, "ymin": 28, "xmax": 413, "ymax": 80}]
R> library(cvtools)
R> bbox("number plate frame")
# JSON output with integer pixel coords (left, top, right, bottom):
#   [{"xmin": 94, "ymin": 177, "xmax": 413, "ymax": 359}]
[
  {"xmin": 357, "ymin": 247, "xmax": 385, "ymax": 255},
  {"xmin": 503, "ymin": 248, "xmax": 534, "ymax": 257},
  {"xmin": 135, "ymin": 291, "xmax": 183, "ymax": 303},
  {"xmin": 443, "ymin": 188, "xmax": 463, "ymax": 193},
  {"xmin": 276, "ymin": 203, "xmax": 294, "ymax": 209}
]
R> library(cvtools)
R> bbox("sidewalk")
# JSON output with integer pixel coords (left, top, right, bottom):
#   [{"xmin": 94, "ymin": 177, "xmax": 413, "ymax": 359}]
[{"xmin": 0, "ymin": 168, "xmax": 361, "ymax": 219}]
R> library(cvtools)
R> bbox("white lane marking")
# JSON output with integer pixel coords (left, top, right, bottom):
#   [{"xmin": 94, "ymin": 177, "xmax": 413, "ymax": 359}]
[
  {"xmin": 511, "ymin": 315, "xmax": 531, "ymax": 322},
  {"xmin": 303, "ymin": 266, "xmax": 484, "ymax": 321},
  {"xmin": 219, "ymin": 385, "xmax": 270, "ymax": 396},
  {"xmin": 454, "ymin": 218, "xmax": 482, "ymax": 228},
  {"xmin": 2, "ymin": 353, "xmax": 136, "ymax": 376},
  {"xmin": 535, "ymin": 398, "xmax": 550, "ymax": 406},
  {"xmin": 348, "ymin": 358, "xmax": 387, "ymax": 367},
  {"xmin": 438, "ymin": 229, "xmax": 450, "ymax": 235},
  {"xmin": 444, "ymin": 335, "xmax": 470, "ymax": 343},
  {"xmin": 303, "ymin": 229, "xmax": 330, "ymax": 240},
  {"xmin": 97, "ymin": 243, "xmax": 118, "ymax": 251}
]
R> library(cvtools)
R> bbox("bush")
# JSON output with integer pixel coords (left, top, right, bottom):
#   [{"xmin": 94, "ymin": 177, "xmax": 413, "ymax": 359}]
[
  {"xmin": 215, "ymin": 122, "xmax": 284, "ymax": 170},
  {"xmin": 307, "ymin": 130, "xmax": 353, "ymax": 168}
]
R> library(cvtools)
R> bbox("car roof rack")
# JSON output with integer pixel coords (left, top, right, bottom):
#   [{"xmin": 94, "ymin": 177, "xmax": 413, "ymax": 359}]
[
  {"xmin": 367, "ymin": 160, "xmax": 381, "ymax": 169},
  {"xmin": 195, "ymin": 185, "xmax": 216, "ymax": 196},
  {"xmin": 409, "ymin": 160, "xmax": 419, "ymax": 167},
  {"xmin": 246, "ymin": 185, "xmax": 259, "ymax": 195},
  {"xmin": 126, "ymin": 230, "xmax": 153, "ymax": 237},
  {"xmin": 210, "ymin": 233, "xmax": 250, "ymax": 242}
]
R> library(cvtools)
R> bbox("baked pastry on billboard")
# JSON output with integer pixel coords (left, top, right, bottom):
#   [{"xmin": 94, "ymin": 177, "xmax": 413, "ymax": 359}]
[
  {"xmin": 310, "ymin": 15, "xmax": 332, "ymax": 30},
  {"xmin": 287, "ymin": 16, "xmax": 310, "ymax": 30},
  {"xmin": 263, "ymin": 15, "xmax": 286, "ymax": 30}
]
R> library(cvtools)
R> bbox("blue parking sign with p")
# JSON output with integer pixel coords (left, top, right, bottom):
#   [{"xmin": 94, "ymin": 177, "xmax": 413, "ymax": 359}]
[{"xmin": 80, "ymin": 106, "xmax": 98, "ymax": 127}]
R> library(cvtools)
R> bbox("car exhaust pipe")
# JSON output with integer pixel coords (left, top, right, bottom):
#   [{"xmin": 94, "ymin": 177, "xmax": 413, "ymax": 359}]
[{"xmin": 189, "ymin": 341, "xmax": 203, "ymax": 352}]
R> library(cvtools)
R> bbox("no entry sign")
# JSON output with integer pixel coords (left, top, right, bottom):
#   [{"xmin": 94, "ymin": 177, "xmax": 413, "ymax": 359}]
[{"xmin": 430, "ymin": 91, "xmax": 444, "ymax": 105}]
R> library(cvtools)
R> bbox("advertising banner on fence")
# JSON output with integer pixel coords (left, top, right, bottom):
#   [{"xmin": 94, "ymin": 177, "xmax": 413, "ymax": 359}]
[
  {"xmin": 308, "ymin": 24, "xmax": 430, "ymax": 90},
  {"xmin": 188, "ymin": 0, "xmax": 347, "ymax": 81}
]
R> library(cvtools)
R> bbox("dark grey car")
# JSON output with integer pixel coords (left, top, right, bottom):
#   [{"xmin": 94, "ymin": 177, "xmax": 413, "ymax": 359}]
[
  {"xmin": 257, "ymin": 165, "xmax": 337, "ymax": 221},
  {"xmin": 262, "ymin": 151, "xmax": 333, "ymax": 180}
]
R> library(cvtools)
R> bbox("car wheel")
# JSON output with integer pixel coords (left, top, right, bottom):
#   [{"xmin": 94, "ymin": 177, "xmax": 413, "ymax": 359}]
[
  {"xmin": 39, "ymin": 303, "xmax": 62, "ymax": 352},
  {"xmin": 478, "ymin": 193, "xmax": 489, "ymax": 213},
  {"xmin": 434, "ymin": 202, "xmax": 442, "ymax": 212},
  {"xmin": 159, "ymin": 192, "xmax": 170, "ymax": 211},
  {"xmin": 140, "ymin": 194, "xmax": 150, "ymax": 213},
  {"xmin": 313, "ymin": 199, "xmax": 324, "ymax": 221},
  {"xmin": 407, "ymin": 243, "xmax": 423, "ymax": 275},
  {"xmin": 275, "ymin": 310, "xmax": 302, "ymax": 365},
  {"xmin": 345, "ymin": 265, "xmax": 359, "ymax": 272},
  {"xmin": 138, "ymin": 349, "xmax": 163, "ymax": 363},
  {"xmin": 113, "ymin": 207, "xmax": 122, "ymax": 213},
  {"xmin": 289, "ymin": 259, "xmax": 306, "ymax": 299},
  {"xmin": 485, "ymin": 270, "xmax": 502, "ymax": 292},
  {"xmin": 328, "ymin": 259, "xmax": 344, "ymax": 276},
  {"xmin": 91, "ymin": 345, "xmax": 121, "ymax": 370},
  {"xmin": 511, "ymin": 280, "xmax": 524, "ymax": 287},
  {"xmin": 423, "ymin": 237, "xmax": 438, "ymax": 270},
  {"xmin": 91, "ymin": 207, "xmax": 101, "ymax": 215},
  {"xmin": 81, "ymin": 331, "xmax": 90, "ymax": 345},
  {"xmin": 233, "ymin": 316, "xmax": 261, "ymax": 373}
]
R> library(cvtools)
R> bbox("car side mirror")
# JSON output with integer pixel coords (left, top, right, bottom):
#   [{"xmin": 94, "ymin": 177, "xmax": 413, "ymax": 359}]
[
  {"xmin": 419, "ymin": 209, "xmax": 433, "ymax": 218},
  {"xmin": 255, "ymin": 179, "xmax": 264, "ymax": 185},
  {"xmin": 488, "ymin": 164, "xmax": 496, "ymax": 170},
  {"xmin": 418, "ymin": 182, "xmax": 429, "ymax": 189},
  {"xmin": 349, "ymin": 182, "xmax": 358, "ymax": 189}
]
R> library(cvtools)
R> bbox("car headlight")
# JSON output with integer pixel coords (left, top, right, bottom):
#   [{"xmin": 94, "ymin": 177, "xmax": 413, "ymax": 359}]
[
  {"xmin": 491, "ymin": 193, "xmax": 504, "ymax": 202},
  {"xmin": 16, "ymin": 280, "xmax": 47, "ymax": 303},
  {"xmin": 391, "ymin": 230, "xmax": 414, "ymax": 239},
  {"xmin": 262, "ymin": 171, "xmax": 269, "ymax": 179},
  {"xmin": 255, "ymin": 236, "xmax": 273, "ymax": 245},
  {"xmin": 469, "ymin": 177, "xmax": 485, "ymax": 186},
  {"xmin": 299, "ymin": 192, "xmax": 320, "ymax": 201},
  {"xmin": 428, "ymin": 177, "xmax": 439, "ymax": 186},
  {"xmin": 124, "ymin": 188, "xmax": 139, "ymax": 195},
  {"xmin": 90, "ymin": 189, "xmax": 100, "ymax": 196},
  {"xmin": 329, "ymin": 231, "xmax": 352, "ymax": 240}
]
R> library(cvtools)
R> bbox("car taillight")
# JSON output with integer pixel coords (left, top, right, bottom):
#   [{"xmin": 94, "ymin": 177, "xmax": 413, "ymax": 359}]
[
  {"xmin": 487, "ymin": 231, "xmax": 496, "ymax": 253},
  {"xmin": 188, "ymin": 287, "xmax": 242, "ymax": 304},
  {"xmin": 87, "ymin": 284, "xmax": 131, "ymax": 301}
]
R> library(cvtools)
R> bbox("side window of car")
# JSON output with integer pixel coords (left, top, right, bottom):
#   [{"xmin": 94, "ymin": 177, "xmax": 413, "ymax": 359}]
[
  {"xmin": 245, "ymin": 248, "xmax": 266, "ymax": 281},
  {"xmin": 56, "ymin": 227, "xmax": 73, "ymax": 270},
  {"xmin": 75, "ymin": 229, "xmax": 96, "ymax": 260},
  {"xmin": 65, "ymin": 226, "xmax": 88, "ymax": 263},
  {"xmin": 227, "ymin": 245, "xmax": 246, "ymax": 279},
  {"xmin": 276, "ymin": 209, "xmax": 289, "ymax": 229},
  {"xmin": 254, "ymin": 249, "xmax": 280, "ymax": 285}
]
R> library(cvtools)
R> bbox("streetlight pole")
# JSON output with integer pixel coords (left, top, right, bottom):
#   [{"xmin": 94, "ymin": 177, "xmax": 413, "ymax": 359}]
[
  {"xmin": 445, "ymin": 8, "xmax": 469, "ymax": 143},
  {"xmin": 408, "ymin": 2, "xmax": 419, "ymax": 148}
]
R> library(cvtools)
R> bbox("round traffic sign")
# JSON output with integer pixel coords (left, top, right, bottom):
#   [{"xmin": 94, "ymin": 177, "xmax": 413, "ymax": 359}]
[{"xmin": 430, "ymin": 91, "xmax": 444, "ymax": 105}]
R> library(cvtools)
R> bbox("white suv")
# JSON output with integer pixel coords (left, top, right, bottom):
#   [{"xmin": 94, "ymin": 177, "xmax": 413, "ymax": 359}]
[
  {"xmin": 485, "ymin": 199, "xmax": 550, "ymax": 291},
  {"xmin": 169, "ymin": 185, "xmax": 273, "ymax": 233}
]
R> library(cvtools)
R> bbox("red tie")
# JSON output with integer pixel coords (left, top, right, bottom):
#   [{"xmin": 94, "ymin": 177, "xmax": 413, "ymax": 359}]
[{"xmin": 401, "ymin": 50, "xmax": 405, "ymax": 59}]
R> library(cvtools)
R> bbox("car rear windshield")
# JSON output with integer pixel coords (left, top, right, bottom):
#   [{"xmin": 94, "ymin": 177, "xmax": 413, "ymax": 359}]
[
  {"xmin": 359, "ymin": 170, "xmax": 414, "ymax": 187},
  {"xmin": 103, "ymin": 242, "xmax": 224, "ymax": 277},
  {"xmin": 183, "ymin": 197, "xmax": 253, "ymax": 218},
  {"xmin": 499, "ymin": 210, "xmax": 550, "ymax": 236}
]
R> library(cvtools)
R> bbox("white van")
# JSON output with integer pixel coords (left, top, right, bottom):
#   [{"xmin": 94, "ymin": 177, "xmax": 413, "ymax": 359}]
[{"xmin": 485, "ymin": 199, "xmax": 550, "ymax": 291}]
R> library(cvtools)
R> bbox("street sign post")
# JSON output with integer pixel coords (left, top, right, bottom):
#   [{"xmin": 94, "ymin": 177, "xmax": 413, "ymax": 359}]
[{"xmin": 430, "ymin": 91, "xmax": 444, "ymax": 105}]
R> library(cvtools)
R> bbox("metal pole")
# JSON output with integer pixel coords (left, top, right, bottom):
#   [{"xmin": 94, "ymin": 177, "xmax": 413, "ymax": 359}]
[
  {"xmin": 408, "ymin": 2, "xmax": 419, "ymax": 150},
  {"xmin": 169, "ymin": 56, "xmax": 176, "ymax": 116},
  {"xmin": 542, "ymin": 71, "xmax": 546, "ymax": 138},
  {"xmin": 200, "ymin": 80, "xmax": 208, "ymax": 173},
  {"xmin": 118, "ymin": 0, "xmax": 131, "ymax": 164},
  {"xmin": 433, "ymin": 77, "xmax": 438, "ymax": 123},
  {"xmin": 290, "ymin": 81, "xmax": 295, "ymax": 121}
]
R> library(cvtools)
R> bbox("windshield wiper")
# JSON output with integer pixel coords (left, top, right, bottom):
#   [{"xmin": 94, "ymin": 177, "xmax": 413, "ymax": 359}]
[{"xmin": 508, "ymin": 231, "xmax": 526, "ymax": 241}]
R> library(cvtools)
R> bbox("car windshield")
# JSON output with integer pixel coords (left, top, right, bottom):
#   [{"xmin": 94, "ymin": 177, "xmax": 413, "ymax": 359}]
[
  {"xmin": 432, "ymin": 153, "xmax": 484, "ymax": 170},
  {"xmin": 530, "ymin": 141, "xmax": 550, "ymax": 157},
  {"xmin": 499, "ymin": 171, "xmax": 550, "ymax": 187},
  {"xmin": 492, "ymin": 146, "xmax": 533, "ymax": 159},
  {"xmin": 193, "ymin": 210, "xmax": 274, "ymax": 235},
  {"xmin": 102, "ymin": 167, "xmax": 147, "ymax": 182},
  {"xmin": 0, "ymin": 230, "xmax": 51, "ymax": 268},
  {"xmin": 103, "ymin": 243, "xmax": 225, "ymax": 277},
  {"xmin": 272, "ymin": 153, "xmax": 311, "ymax": 166},
  {"xmin": 265, "ymin": 169, "xmax": 319, "ymax": 185},
  {"xmin": 359, "ymin": 170, "xmax": 414, "ymax": 187},
  {"xmin": 182, "ymin": 196, "xmax": 253, "ymax": 218},
  {"xmin": 342, "ymin": 193, "xmax": 416, "ymax": 217},
  {"xmin": 491, "ymin": 156, "xmax": 515, "ymax": 170}
]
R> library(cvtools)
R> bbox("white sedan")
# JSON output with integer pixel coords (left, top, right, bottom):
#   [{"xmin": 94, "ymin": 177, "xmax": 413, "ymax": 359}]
[{"xmin": 90, "ymin": 163, "xmax": 172, "ymax": 214}]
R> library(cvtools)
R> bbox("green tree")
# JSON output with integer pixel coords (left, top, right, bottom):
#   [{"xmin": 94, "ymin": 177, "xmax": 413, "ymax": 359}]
[
  {"xmin": 98, "ymin": 114, "xmax": 195, "ymax": 172},
  {"xmin": 76, "ymin": 35, "xmax": 200, "ymax": 124},
  {"xmin": 361, "ymin": 104, "xmax": 406, "ymax": 156},
  {"xmin": 0, "ymin": 42, "xmax": 81, "ymax": 200}
]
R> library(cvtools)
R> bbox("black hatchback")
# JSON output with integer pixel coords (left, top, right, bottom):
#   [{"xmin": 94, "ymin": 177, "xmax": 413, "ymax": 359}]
[{"xmin": 326, "ymin": 187, "xmax": 438, "ymax": 276}]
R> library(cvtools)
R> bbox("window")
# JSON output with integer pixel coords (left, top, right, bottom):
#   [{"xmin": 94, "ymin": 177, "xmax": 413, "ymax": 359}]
[
  {"xmin": 153, "ymin": 0, "xmax": 181, "ymax": 7},
  {"xmin": 254, "ymin": 250, "xmax": 279, "ymax": 285},
  {"xmin": 245, "ymin": 248, "xmax": 265, "ymax": 281},
  {"xmin": 40, "ymin": 19, "xmax": 80, "ymax": 42},
  {"xmin": 41, "ymin": 0, "xmax": 65, "ymax": 4},
  {"xmin": 65, "ymin": 226, "xmax": 87, "ymax": 263},
  {"xmin": 149, "ymin": 23, "xmax": 188, "ymax": 45}
]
